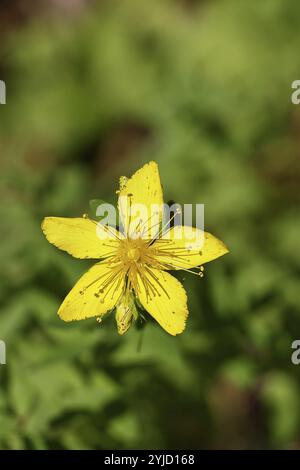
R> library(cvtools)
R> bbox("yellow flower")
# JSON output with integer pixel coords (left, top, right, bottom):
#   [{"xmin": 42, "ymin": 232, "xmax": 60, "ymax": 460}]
[{"xmin": 41, "ymin": 161, "xmax": 228, "ymax": 336}]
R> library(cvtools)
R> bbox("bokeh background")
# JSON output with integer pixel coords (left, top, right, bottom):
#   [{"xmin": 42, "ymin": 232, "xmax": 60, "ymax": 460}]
[{"xmin": 1, "ymin": 0, "xmax": 300, "ymax": 450}]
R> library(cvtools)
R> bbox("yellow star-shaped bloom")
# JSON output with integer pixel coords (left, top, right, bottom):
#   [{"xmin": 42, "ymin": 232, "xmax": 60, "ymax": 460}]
[{"xmin": 42, "ymin": 161, "xmax": 228, "ymax": 335}]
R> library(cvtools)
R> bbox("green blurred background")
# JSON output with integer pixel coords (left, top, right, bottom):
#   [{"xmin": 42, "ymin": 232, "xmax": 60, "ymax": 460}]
[{"xmin": 1, "ymin": 0, "xmax": 300, "ymax": 450}]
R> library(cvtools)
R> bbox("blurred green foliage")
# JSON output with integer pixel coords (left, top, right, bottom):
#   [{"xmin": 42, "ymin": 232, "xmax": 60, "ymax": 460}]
[{"xmin": 1, "ymin": 0, "xmax": 300, "ymax": 449}]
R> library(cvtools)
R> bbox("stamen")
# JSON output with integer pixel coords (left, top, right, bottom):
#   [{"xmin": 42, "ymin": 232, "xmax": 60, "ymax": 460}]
[
  {"xmin": 143, "ymin": 266, "xmax": 170, "ymax": 298},
  {"xmin": 139, "ymin": 210, "xmax": 160, "ymax": 238},
  {"xmin": 82, "ymin": 213, "xmax": 122, "ymax": 241},
  {"xmin": 127, "ymin": 194, "xmax": 133, "ymax": 235},
  {"xmin": 146, "ymin": 208, "xmax": 181, "ymax": 246}
]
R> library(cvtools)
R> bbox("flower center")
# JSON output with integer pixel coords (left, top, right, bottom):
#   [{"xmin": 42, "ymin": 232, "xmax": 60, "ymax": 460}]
[
  {"xmin": 127, "ymin": 247, "xmax": 140, "ymax": 262},
  {"xmin": 119, "ymin": 238, "xmax": 148, "ymax": 266}
]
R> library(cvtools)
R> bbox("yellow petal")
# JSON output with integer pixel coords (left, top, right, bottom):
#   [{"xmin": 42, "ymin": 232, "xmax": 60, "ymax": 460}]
[
  {"xmin": 42, "ymin": 217, "xmax": 121, "ymax": 259},
  {"xmin": 118, "ymin": 161, "xmax": 164, "ymax": 239},
  {"xmin": 58, "ymin": 262, "xmax": 125, "ymax": 321},
  {"xmin": 136, "ymin": 268, "xmax": 188, "ymax": 336},
  {"xmin": 153, "ymin": 225, "xmax": 229, "ymax": 270}
]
